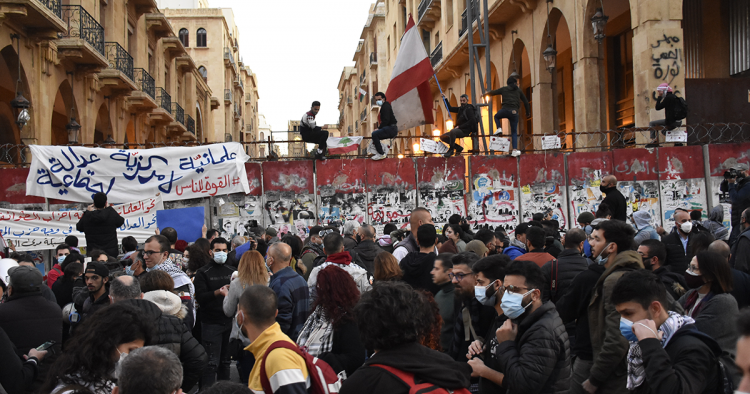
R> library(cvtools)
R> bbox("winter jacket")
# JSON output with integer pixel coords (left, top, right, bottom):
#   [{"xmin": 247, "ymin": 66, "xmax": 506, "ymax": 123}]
[
  {"xmin": 399, "ymin": 251, "xmax": 440, "ymax": 295},
  {"xmin": 450, "ymin": 298, "xmax": 497, "ymax": 361},
  {"xmin": 503, "ymin": 240, "xmax": 526, "ymax": 260},
  {"xmin": 301, "ymin": 110, "xmax": 317, "ymax": 130},
  {"xmin": 653, "ymin": 266, "xmax": 687, "ymax": 301},
  {"xmin": 601, "ymin": 186, "xmax": 627, "ymax": 222},
  {"xmin": 393, "ymin": 233, "xmax": 420, "ymax": 262},
  {"xmin": 245, "ymin": 322, "xmax": 308, "ymax": 394},
  {"xmin": 541, "ymin": 248, "xmax": 588, "ymax": 304},
  {"xmin": 438, "ymin": 238, "xmax": 458, "ymax": 254},
  {"xmin": 308, "ymin": 252, "xmax": 371, "ymax": 296},
  {"xmin": 0, "ymin": 326, "xmax": 38, "ymax": 394},
  {"xmin": 702, "ymin": 206, "xmax": 729, "ymax": 241},
  {"xmin": 654, "ymin": 92, "xmax": 679, "ymax": 125},
  {"xmin": 0, "ymin": 293, "xmax": 62, "ymax": 356},
  {"xmin": 343, "ymin": 236, "xmax": 358, "ymax": 252},
  {"xmin": 633, "ymin": 210, "xmax": 660, "ymax": 245},
  {"xmin": 353, "ymin": 239, "xmax": 382, "ymax": 274},
  {"xmin": 495, "ymin": 301, "xmax": 570, "ymax": 394},
  {"xmin": 75, "ymin": 207, "xmax": 125, "ymax": 257},
  {"xmin": 516, "ymin": 249, "xmax": 555, "ymax": 268},
  {"xmin": 377, "ymin": 234, "xmax": 394, "ymax": 254},
  {"xmin": 270, "ymin": 266, "xmax": 310, "ymax": 341},
  {"xmin": 51, "ymin": 277, "xmax": 77, "ymax": 309},
  {"xmin": 377, "ymin": 101, "xmax": 397, "ymax": 127},
  {"xmin": 731, "ymin": 226, "xmax": 750, "ymax": 274},
  {"xmin": 663, "ymin": 228, "xmax": 701, "ymax": 274},
  {"xmin": 487, "ymin": 85, "xmax": 530, "ymax": 113},
  {"xmin": 193, "ymin": 262, "xmax": 236, "ymax": 324},
  {"xmin": 478, "ymin": 314, "xmax": 509, "ymax": 394},
  {"xmin": 731, "ymin": 268, "xmax": 750, "ymax": 309},
  {"xmin": 317, "ymin": 319, "xmax": 366, "ymax": 377},
  {"xmin": 47, "ymin": 264, "xmax": 63, "ymax": 288},
  {"xmin": 730, "ymin": 178, "xmax": 750, "ymax": 234},
  {"xmin": 119, "ymin": 299, "xmax": 206, "ymax": 391},
  {"xmin": 446, "ymin": 103, "xmax": 477, "ymax": 134},
  {"xmin": 434, "ymin": 281, "xmax": 455, "ymax": 353},
  {"xmin": 631, "ymin": 324, "xmax": 721, "ymax": 394},
  {"xmin": 300, "ymin": 242, "xmax": 325, "ymax": 280},
  {"xmin": 340, "ymin": 342, "xmax": 472, "ymax": 394},
  {"xmin": 556, "ymin": 263, "xmax": 606, "ymax": 361},
  {"xmin": 587, "ymin": 251, "xmax": 644, "ymax": 392}
]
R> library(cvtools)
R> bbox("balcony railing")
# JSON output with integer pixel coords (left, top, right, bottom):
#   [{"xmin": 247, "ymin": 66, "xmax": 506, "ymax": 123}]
[
  {"xmin": 418, "ymin": 0, "xmax": 432, "ymax": 22},
  {"xmin": 430, "ymin": 41, "xmax": 443, "ymax": 67},
  {"xmin": 359, "ymin": 70, "xmax": 367, "ymax": 86},
  {"xmin": 156, "ymin": 87, "xmax": 171, "ymax": 114},
  {"xmin": 459, "ymin": 0, "xmax": 480, "ymax": 37},
  {"xmin": 37, "ymin": 0, "xmax": 61, "ymax": 18},
  {"xmin": 224, "ymin": 89, "xmax": 232, "ymax": 102},
  {"xmin": 187, "ymin": 115, "xmax": 195, "ymax": 135},
  {"xmin": 360, "ymin": 108, "xmax": 367, "ymax": 122},
  {"xmin": 104, "ymin": 42, "xmax": 133, "ymax": 81},
  {"xmin": 172, "ymin": 102, "xmax": 184, "ymax": 125},
  {"xmin": 133, "ymin": 68, "xmax": 155, "ymax": 99},
  {"xmin": 223, "ymin": 47, "xmax": 235, "ymax": 65},
  {"xmin": 369, "ymin": 52, "xmax": 377, "ymax": 65},
  {"xmin": 60, "ymin": 5, "xmax": 104, "ymax": 56},
  {"xmin": 245, "ymin": 93, "xmax": 252, "ymax": 102}
]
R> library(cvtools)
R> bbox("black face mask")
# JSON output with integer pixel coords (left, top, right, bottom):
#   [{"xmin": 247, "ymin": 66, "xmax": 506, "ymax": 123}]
[{"xmin": 356, "ymin": 235, "xmax": 361, "ymax": 243}]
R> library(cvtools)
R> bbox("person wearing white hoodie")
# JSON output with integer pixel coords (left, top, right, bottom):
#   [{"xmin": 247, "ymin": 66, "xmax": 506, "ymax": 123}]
[{"xmin": 633, "ymin": 210, "xmax": 661, "ymax": 245}]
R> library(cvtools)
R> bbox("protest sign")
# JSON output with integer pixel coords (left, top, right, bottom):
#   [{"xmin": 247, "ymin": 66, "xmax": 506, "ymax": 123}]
[
  {"xmin": 542, "ymin": 136, "xmax": 562, "ymax": 150},
  {"xmin": 420, "ymin": 138, "xmax": 450, "ymax": 154},
  {"xmin": 666, "ymin": 130, "xmax": 688, "ymax": 142},
  {"xmin": 0, "ymin": 195, "xmax": 163, "ymax": 251},
  {"xmin": 27, "ymin": 143, "xmax": 250, "ymax": 203},
  {"xmin": 157, "ymin": 206, "xmax": 205, "ymax": 243},
  {"xmin": 489, "ymin": 137, "xmax": 511, "ymax": 152}
]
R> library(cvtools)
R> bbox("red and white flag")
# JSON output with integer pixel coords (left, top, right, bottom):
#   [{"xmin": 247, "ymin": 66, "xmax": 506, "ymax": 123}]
[{"xmin": 385, "ymin": 15, "xmax": 434, "ymax": 131}]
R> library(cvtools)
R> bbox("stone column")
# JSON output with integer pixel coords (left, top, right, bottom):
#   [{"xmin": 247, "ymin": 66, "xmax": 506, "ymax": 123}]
[{"xmin": 573, "ymin": 56, "xmax": 606, "ymax": 148}]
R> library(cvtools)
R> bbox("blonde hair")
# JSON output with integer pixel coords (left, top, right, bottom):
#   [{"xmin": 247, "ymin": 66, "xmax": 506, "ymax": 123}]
[{"xmin": 237, "ymin": 250, "xmax": 269, "ymax": 286}]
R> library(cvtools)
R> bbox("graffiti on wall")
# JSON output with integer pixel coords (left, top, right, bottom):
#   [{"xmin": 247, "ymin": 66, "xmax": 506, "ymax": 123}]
[
  {"xmin": 366, "ymin": 159, "xmax": 416, "ymax": 234},
  {"xmin": 316, "ymin": 160, "xmax": 367, "ymax": 231},
  {"xmin": 468, "ymin": 169, "xmax": 519, "ymax": 234},
  {"xmin": 318, "ymin": 191, "xmax": 367, "ymax": 229},
  {"xmin": 417, "ymin": 157, "xmax": 466, "ymax": 233},
  {"xmin": 651, "ymin": 33, "xmax": 683, "ymax": 87},
  {"xmin": 659, "ymin": 148, "xmax": 707, "ymax": 232},
  {"xmin": 570, "ymin": 170, "xmax": 603, "ymax": 220},
  {"xmin": 619, "ymin": 181, "xmax": 662, "ymax": 225},
  {"xmin": 520, "ymin": 153, "xmax": 568, "ymax": 229},
  {"xmin": 263, "ymin": 191, "xmax": 316, "ymax": 239}
]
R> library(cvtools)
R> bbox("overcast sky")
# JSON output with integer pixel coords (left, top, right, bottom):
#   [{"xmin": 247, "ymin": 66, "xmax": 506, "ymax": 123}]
[{"xmin": 208, "ymin": 0, "xmax": 377, "ymax": 131}]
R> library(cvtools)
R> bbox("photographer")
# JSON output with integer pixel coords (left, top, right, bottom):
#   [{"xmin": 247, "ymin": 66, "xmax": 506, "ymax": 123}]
[{"xmin": 725, "ymin": 164, "xmax": 750, "ymax": 245}]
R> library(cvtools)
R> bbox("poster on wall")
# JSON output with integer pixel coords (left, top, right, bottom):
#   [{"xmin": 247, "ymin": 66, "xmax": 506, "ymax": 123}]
[
  {"xmin": 658, "ymin": 146, "xmax": 708, "ymax": 233},
  {"xmin": 519, "ymin": 153, "xmax": 568, "ymax": 229},
  {"xmin": 613, "ymin": 149, "xmax": 662, "ymax": 229},
  {"xmin": 316, "ymin": 159, "xmax": 368, "ymax": 231},
  {"xmin": 416, "ymin": 157, "xmax": 466, "ymax": 233},
  {"xmin": 707, "ymin": 143, "xmax": 750, "ymax": 239},
  {"xmin": 366, "ymin": 158, "xmax": 417, "ymax": 235},
  {"xmin": 467, "ymin": 156, "xmax": 520, "ymax": 235},
  {"xmin": 568, "ymin": 152, "xmax": 613, "ymax": 222},
  {"xmin": 211, "ymin": 163, "xmax": 264, "ymax": 241},
  {"xmin": 262, "ymin": 161, "xmax": 316, "ymax": 239}
]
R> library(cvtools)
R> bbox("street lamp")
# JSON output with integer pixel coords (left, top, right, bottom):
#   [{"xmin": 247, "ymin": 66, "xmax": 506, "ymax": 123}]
[
  {"xmin": 591, "ymin": 7, "xmax": 609, "ymax": 44},
  {"xmin": 66, "ymin": 116, "xmax": 81, "ymax": 144},
  {"xmin": 510, "ymin": 30, "xmax": 520, "ymax": 80},
  {"xmin": 543, "ymin": 0, "xmax": 557, "ymax": 73},
  {"xmin": 446, "ymin": 119, "xmax": 454, "ymax": 131},
  {"xmin": 10, "ymin": 34, "xmax": 30, "ymax": 130},
  {"xmin": 413, "ymin": 143, "xmax": 420, "ymax": 153}
]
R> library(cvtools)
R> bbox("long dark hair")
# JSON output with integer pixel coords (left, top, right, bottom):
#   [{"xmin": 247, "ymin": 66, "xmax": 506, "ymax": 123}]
[
  {"xmin": 187, "ymin": 242, "xmax": 212, "ymax": 273},
  {"xmin": 41, "ymin": 303, "xmax": 155, "ymax": 393},
  {"xmin": 695, "ymin": 251, "xmax": 733, "ymax": 294}
]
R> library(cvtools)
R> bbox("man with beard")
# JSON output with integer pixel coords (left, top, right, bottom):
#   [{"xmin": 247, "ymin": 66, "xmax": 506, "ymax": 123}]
[
  {"xmin": 300, "ymin": 225, "xmax": 326, "ymax": 279},
  {"xmin": 74, "ymin": 262, "xmax": 110, "ymax": 322},
  {"xmin": 474, "ymin": 229, "xmax": 502, "ymax": 256},
  {"xmin": 599, "ymin": 176, "xmax": 627, "ymax": 222},
  {"xmin": 439, "ymin": 94, "xmax": 477, "ymax": 158}
]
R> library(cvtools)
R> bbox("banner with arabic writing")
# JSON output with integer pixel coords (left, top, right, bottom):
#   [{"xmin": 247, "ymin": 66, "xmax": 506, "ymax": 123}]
[
  {"xmin": 27, "ymin": 143, "xmax": 250, "ymax": 203},
  {"xmin": 0, "ymin": 195, "xmax": 164, "ymax": 251}
]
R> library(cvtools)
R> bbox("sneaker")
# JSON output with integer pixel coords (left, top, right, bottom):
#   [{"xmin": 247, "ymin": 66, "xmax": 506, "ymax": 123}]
[
  {"xmin": 372, "ymin": 153, "xmax": 386, "ymax": 161},
  {"xmin": 454, "ymin": 145, "xmax": 464, "ymax": 155},
  {"xmin": 511, "ymin": 150, "xmax": 521, "ymax": 157},
  {"xmin": 493, "ymin": 129, "xmax": 503, "ymax": 136}
]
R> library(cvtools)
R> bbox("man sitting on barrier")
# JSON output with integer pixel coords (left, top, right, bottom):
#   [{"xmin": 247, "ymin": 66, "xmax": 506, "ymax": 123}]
[
  {"xmin": 370, "ymin": 92, "xmax": 398, "ymax": 161},
  {"xmin": 439, "ymin": 93, "xmax": 477, "ymax": 158},
  {"xmin": 299, "ymin": 101, "xmax": 328, "ymax": 161}
]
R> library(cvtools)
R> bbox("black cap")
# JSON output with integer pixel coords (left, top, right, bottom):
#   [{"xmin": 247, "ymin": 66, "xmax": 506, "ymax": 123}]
[{"xmin": 85, "ymin": 262, "xmax": 109, "ymax": 278}]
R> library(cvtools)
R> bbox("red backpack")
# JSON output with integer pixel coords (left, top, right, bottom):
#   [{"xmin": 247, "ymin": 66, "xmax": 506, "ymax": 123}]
[
  {"xmin": 259, "ymin": 340, "xmax": 342, "ymax": 394},
  {"xmin": 371, "ymin": 364, "xmax": 472, "ymax": 394}
]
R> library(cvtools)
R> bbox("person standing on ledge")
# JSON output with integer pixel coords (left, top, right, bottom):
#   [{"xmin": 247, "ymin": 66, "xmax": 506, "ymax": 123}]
[
  {"xmin": 370, "ymin": 92, "xmax": 398, "ymax": 161},
  {"xmin": 76, "ymin": 192, "xmax": 124, "ymax": 257},
  {"xmin": 299, "ymin": 101, "xmax": 328, "ymax": 161},
  {"xmin": 599, "ymin": 176, "xmax": 627, "ymax": 222},
  {"xmin": 487, "ymin": 77, "xmax": 530, "ymax": 157}
]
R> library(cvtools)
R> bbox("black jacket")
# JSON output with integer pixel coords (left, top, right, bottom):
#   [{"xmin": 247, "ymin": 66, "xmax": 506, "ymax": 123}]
[
  {"xmin": 353, "ymin": 239, "xmax": 382, "ymax": 274},
  {"xmin": 730, "ymin": 226, "xmax": 750, "ymax": 274},
  {"xmin": 0, "ymin": 293, "xmax": 63, "ymax": 356},
  {"xmin": 654, "ymin": 92, "xmax": 678, "ymax": 125},
  {"xmin": 601, "ymin": 186, "xmax": 627, "ymax": 222},
  {"xmin": 318, "ymin": 320, "xmax": 366, "ymax": 377},
  {"xmin": 556, "ymin": 263, "xmax": 606, "ymax": 360},
  {"xmin": 119, "ymin": 299, "xmax": 206, "ymax": 391},
  {"xmin": 0, "ymin": 326, "xmax": 38, "ymax": 394},
  {"xmin": 378, "ymin": 101, "xmax": 397, "ymax": 127},
  {"xmin": 479, "ymin": 314, "xmax": 509, "ymax": 394},
  {"xmin": 75, "ymin": 207, "xmax": 125, "ymax": 257},
  {"xmin": 340, "ymin": 342, "xmax": 471, "ymax": 394},
  {"xmin": 343, "ymin": 236, "xmax": 358, "ymax": 252},
  {"xmin": 193, "ymin": 262, "xmax": 236, "ymax": 324},
  {"xmin": 662, "ymin": 229, "xmax": 700, "ymax": 274},
  {"xmin": 399, "ymin": 251, "xmax": 440, "ymax": 295},
  {"xmin": 495, "ymin": 301, "xmax": 570, "ymax": 394},
  {"xmin": 731, "ymin": 268, "xmax": 750, "ymax": 309},
  {"xmin": 654, "ymin": 266, "xmax": 688, "ymax": 301},
  {"xmin": 446, "ymin": 104, "xmax": 477, "ymax": 134},
  {"xmin": 541, "ymin": 248, "xmax": 588, "ymax": 303},
  {"xmin": 631, "ymin": 324, "xmax": 721, "ymax": 394},
  {"xmin": 450, "ymin": 298, "xmax": 497, "ymax": 361},
  {"xmin": 51, "ymin": 277, "xmax": 77, "ymax": 309}
]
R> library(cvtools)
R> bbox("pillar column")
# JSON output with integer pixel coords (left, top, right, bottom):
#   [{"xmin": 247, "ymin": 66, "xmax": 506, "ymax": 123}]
[{"xmin": 573, "ymin": 56, "xmax": 605, "ymax": 148}]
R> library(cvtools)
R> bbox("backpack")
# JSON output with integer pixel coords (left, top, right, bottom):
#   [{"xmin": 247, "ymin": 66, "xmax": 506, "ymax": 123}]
[
  {"xmin": 673, "ymin": 96, "xmax": 688, "ymax": 120},
  {"xmin": 371, "ymin": 364, "xmax": 471, "ymax": 394},
  {"xmin": 717, "ymin": 360, "xmax": 734, "ymax": 394},
  {"xmin": 260, "ymin": 340, "xmax": 341, "ymax": 394}
]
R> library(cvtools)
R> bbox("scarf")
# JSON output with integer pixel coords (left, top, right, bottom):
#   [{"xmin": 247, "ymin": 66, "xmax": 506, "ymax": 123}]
[
  {"xmin": 326, "ymin": 251, "xmax": 352, "ymax": 265},
  {"xmin": 683, "ymin": 290, "xmax": 715, "ymax": 318},
  {"xmin": 296, "ymin": 306, "xmax": 333, "ymax": 356},
  {"xmin": 377, "ymin": 234, "xmax": 393, "ymax": 247},
  {"xmin": 626, "ymin": 312, "xmax": 695, "ymax": 390},
  {"xmin": 153, "ymin": 258, "xmax": 194, "ymax": 297}
]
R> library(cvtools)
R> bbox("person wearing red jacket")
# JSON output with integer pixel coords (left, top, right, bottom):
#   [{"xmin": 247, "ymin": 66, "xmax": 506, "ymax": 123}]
[{"xmin": 47, "ymin": 244, "xmax": 70, "ymax": 287}]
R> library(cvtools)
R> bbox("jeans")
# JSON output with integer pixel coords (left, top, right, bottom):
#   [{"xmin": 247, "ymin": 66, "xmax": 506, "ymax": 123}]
[
  {"xmin": 439, "ymin": 128, "xmax": 469, "ymax": 148},
  {"xmin": 569, "ymin": 357, "xmax": 593, "ymax": 394},
  {"xmin": 300, "ymin": 126, "xmax": 329, "ymax": 150},
  {"xmin": 200, "ymin": 321, "xmax": 233, "ymax": 388},
  {"xmin": 371, "ymin": 125, "xmax": 398, "ymax": 154},
  {"xmin": 648, "ymin": 119, "xmax": 682, "ymax": 139},
  {"xmin": 494, "ymin": 108, "xmax": 520, "ymax": 149}
]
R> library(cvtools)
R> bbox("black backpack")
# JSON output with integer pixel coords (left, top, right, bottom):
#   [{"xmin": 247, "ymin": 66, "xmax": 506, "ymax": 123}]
[{"xmin": 673, "ymin": 96, "xmax": 688, "ymax": 120}]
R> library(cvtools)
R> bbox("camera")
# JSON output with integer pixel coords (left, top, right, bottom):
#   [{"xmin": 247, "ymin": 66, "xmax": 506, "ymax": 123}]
[{"xmin": 724, "ymin": 169, "xmax": 745, "ymax": 180}]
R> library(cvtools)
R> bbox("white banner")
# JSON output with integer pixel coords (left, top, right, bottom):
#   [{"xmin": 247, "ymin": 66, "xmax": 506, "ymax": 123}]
[
  {"xmin": 0, "ymin": 195, "xmax": 164, "ymax": 251},
  {"xmin": 542, "ymin": 136, "xmax": 562, "ymax": 150},
  {"xmin": 666, "ymin": 130, "xmax": 688, "ymax": 142},
  {"xmin": 27, "ymin": 143, "xmax": 250, "ymax": 203},
  {"xmin": 489, "ymin": 137, "xmax": 511, "ymax": 152},
  {"xmin": 420, "ymin": 138, "xmax": 450, "ymax": 154}
]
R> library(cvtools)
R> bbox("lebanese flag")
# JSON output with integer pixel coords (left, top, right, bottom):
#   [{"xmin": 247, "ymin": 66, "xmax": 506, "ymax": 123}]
[
  {"xmin": 326, "ymin": 136, "xmax": 363, "ymax": 154},
  {"xmin": 386, "ymin": 15, "xmax": 434, "ymax": 131}
]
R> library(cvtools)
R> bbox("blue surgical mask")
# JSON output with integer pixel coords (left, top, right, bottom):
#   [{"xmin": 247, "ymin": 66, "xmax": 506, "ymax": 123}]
[
  {"xmin": 214, "ymin": 251, "xmax": 228, "ymax": 264},
  {"xmin": 619, "ymin": 317, "xmax": 638, "ymax": 342},
  {"xmin": 595, "ymin": 242, "xmax": 614, "ymax": 265},
  {"xmin": 500, "ymin": 289, "xmax": 535, "ymax": 319},
  {"xmin": 475, "ymin": 280, "xmax": 498, "ymax": 306},
  {"xmin": 376, "ymin": 100, "xmax": 383, "ymax": 106},
  {"xmin": 235, "ymin": 310, "xmax": 251, "ymax": 346},
  {"xmin": 57, "ymin": 256, "xmax": 66, "ymax": 264},
  {"xmin": 125, "ymin": 265, "xmax": 135, "ymax": 276}
]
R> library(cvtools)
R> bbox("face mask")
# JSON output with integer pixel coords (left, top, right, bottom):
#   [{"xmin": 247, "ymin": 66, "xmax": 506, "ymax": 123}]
[
  {"xmin": 57, "ymin": 256, "xmax": 66, "ymax": 264},
  {"xmin": 125, "ymin": 265, "xmax": 135, "ymax": 276},
  {"xmin": 475, "ymin": 280, "xmax": 498, "ymax": 306},
  {"xmin": 680, "ymin": 221, "xmax": 693, "ymax": 234},
  {"xmin": 600, "ymin": 185, "xmax": 609, "ymax": 193},
  {"xmin": 501, "ymin": 289, "xmax": 535, "ymax": 319},
  {"xmin": 356, "ymin": 234, "xmax": 362, "ymax": 243},
  {"xmin": 376, "ymin": 100, "xmax": 383, "ymax": 106},
  {"xmin": 684, "ymin": 270, "xmax": 705, "ymax": 289},
  {"xmin": 619, "ymin": 317, "xmax": 639, "ymax": 342},
  {"xmin": 113, "ymin": 350, "xmax": 128, "ymax": 379},
  {"xmin": 235, "ymin": 310, "xmax": 252, "ymax": 346},
  {"xmin": 213, "ymin": 251, "xmax": 228, "ymax": 264},
  {"xmin": 595, "ymin": 242, "xmax": 614, "ymax": 265}
]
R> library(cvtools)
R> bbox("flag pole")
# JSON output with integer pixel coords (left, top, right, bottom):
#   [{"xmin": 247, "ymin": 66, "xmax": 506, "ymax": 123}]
[{"xmin": 433, "ymin": 74, "xmax": 452, "ymax": 120}]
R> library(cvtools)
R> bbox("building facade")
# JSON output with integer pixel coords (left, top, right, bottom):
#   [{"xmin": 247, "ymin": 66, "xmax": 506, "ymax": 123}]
[{"xmin": 339, "ymin": 0, "xmax": 750, "ymax": 154}]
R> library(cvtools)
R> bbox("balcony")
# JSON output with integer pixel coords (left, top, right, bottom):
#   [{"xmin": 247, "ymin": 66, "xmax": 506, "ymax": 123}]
[
  {"xmin": 210, "ymin": 96, "xmax": 220, "ymax": 110},
  {"xmin": 224, "ymin": 89, "xmax": 232, "ymax": 104},
  {"xmin": 233, "ymin": 102, "xmax": 241, "ymax": 120},
  {"xmin": 223, "ymin": 47, "xmax": 235, "ymax": 68},
  {"xmin": 347, "ymin": 126, "xmax": 353, "ymax": 136},
  {"xmin": 172, "ymin": 102, "xmax": 184, "ymax": 125},
  {"xmin": 359, "ymin": 70, "xmax": 366, "ymax": 87},
  {"xmin": 187, "ymin": 115, "xmax": 195, "ymax": 136},
  {"xmin": 149, "ymin": 87, "xmax": 174, "ymax": 124},
  {"xmin": 128, "ymin": 0, "xmax": 157, "ymax": 17},
  {"xmin": 360, "ymin": 108, "xmax": 367, "ymax": 122},
  {"xmin": 369, "ymin": 52, "xmax": 377, "ymax": 68},
  {"xmin": 57, "ymin": 5, "xmax": 107, "ymax": 68},
  {"xmin": 459, "ymin": 0, "xmax": 480, "ymax": 37},
  {"xmin": 99, "ymin": 42, "xmax": 136, "ymax": 93},
  {"xmin": 245, "ymin": 93, "xmax": 252, "ymax": 102},
  {"xmin": 430, "ymin": 41, "xmax": 443, "ymax": 68},
  {"xmin": 162, "ymin": 36, "xmax": 186, "ymax": 59},
  {"xmin": 417, "ymin": 0, "xmax": 441, "ymax": 29},
  {"xmin": 127, "ymin": 68, "xmax": 157, "ymax": 110},
  {"xmin": 245, "ymin": 124, "xmax": 253, "ymax": 133},
  {"xmin": 145, "ymin": 13, "xmax": 171, "ymax": 39},
  {"xmin": 167, "ymin": 102, "xmax": 187, "ymax": 136},
  {"xmin": 175, "ymin": 55, "xmax": 195, "ymax": 72},
  {"xmin": 0, "ymin": 0, "xmax": 66, "ymax": 32}
]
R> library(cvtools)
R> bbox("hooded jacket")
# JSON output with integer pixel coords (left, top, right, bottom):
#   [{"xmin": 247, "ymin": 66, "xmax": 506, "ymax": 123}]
[
  {"xmin": 556, "ymin": 262, "xmax": 607, "ymax": 361},
  {"xmin": 587, "ymin": 250, "xmax": 644, "ymax": 392},
  {"xmin": 446, "ymin": 103, "xmax": 478, "ymax": 134},
  {"xmin": 486, "ymin": 85, "xmax": 531, "ymax": 113},
  {"xmin": 75, "ymin": 207, "xmax": 125, "ymax": 257},
  {"xmin": 653, "ymin": 266, "xmax": 687, "ymax": 300},
  {"xmin": 633, "ymin": 210, "xmax": 660, "ymax": 245},
  {"xmin": 399, "ymin": 251, "xmax": 440, "ymax": 294},
  {"xmin": 541, "ymin": 248, "xmax": 588, "ymax": 304},
  {"xmin": 340, "ymin": 342, "xmax": 472, "ymax": 394},
  {"xmin": 654, "ymin": 92, "xmax": 679, "ymax": 125},
  {"xmin": 119, "ymin": 299, "xmax": 206, "ymax": 391},
  {"xmin": 601, "ymin": 186, "xmax": 627, "ymax": 222},
  {"xmin": 353, "ymin": 239, "xmax": 383, "ymax": 274},
  {"xmin": 503, "ymin": 239, "xmax": 526, "ymax": 260},
  {"xmin": 495, "ymin": 301, "xmax": 571, "ymax": 394},
  {"xmin": 702, "ymin": 206, "xmax": 729, "ymax": 241}
]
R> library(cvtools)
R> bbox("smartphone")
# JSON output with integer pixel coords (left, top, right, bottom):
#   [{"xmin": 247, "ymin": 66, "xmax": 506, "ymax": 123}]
[{"xmin": 36, "ymin": 340, "xmax": 56, "ymax": 351}]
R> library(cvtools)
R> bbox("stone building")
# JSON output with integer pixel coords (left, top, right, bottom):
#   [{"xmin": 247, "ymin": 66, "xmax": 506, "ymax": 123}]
[{"xmin": 339, "ymin": 0, "xmax": 750, "ymax": 154}]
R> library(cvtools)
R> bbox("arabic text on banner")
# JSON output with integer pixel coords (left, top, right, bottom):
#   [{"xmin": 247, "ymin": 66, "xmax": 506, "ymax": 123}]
[
  {"xmin": 27, "ymin": 143, "xmax": 250, "ymax": 203},
  {"xmin": 0, "ymin": 195, "xmax": 164, "ymax": 251}
]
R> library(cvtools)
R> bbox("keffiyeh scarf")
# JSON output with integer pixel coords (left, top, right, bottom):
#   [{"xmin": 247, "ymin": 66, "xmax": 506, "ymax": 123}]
[
  {"xmin": 626, "ymin": 312, "xmax": 695, "ymax": 390},
  {"xmin": 152, "ymin": 258, "xmax": 194, "ymax": 297},
  {"xmin": 296, "ymin": 307, "xmax": 333, "ymax": 357}
]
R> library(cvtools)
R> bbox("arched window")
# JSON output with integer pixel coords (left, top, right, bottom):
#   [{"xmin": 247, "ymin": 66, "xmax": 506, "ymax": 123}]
[
  {"xmin": 179, "ymin": 28, "xmax": 189, "ymax": 47},
  {"xmin": 198, "ymin": 66, "xmax": 207, "ymax": 81},
  {"xmin": 197, "ymin": 28, "xmax": 207, "ymax": 47}
]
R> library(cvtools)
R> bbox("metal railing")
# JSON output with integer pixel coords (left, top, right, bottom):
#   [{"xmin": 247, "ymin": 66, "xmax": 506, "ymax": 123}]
[
  {"xmin": 359, "ymin": 70, "xmax": 367, "ymax": 86},
  {"xmin": 459, "ymin": 0, "xmax": 480, "ymax": 37},
  {"xmin": 223, "ymin": 47, "xmax": 235, "ymax": 65},
  {"xmin": 224, "ymin": 89, "xmax": 232, "ymax": 102},
  {"xmin": 60, "ymin": 5, "xmax": 104, "ymax": 56},
  {"xmin": 36, "ymin": 0, "xmax": 61, "ymax": 18},
  {"xmin": 133, "ymin": 68, "xmax": 155, "ymax": 99},
  {"xmin": 104, "ymin": 42, "xmax": 133, "ymax": 81},
  {"xmin": 156, "ymin": 87, "xmax": 171, "ymax": 114},
  {"xmin": 418, "ymin": 0, "xmax": 433, "ymax": 22},
  {"xmin": 431, "ymin": 41, "xmax": 443, "ymax": 67},
  {"xmin": 370, "ymin": 52, "xmax": 377, "ymax": 65},
  {"xmin": 187, "ymin": 115, "xmax": 195, "ymax": 135},
  {"xmin": 360, "ymin": 108, "xmax": 367, "ymax": 122},
  {"xmin": 172, "ymin": 102, "xmax": 184, "ymax": 125}
]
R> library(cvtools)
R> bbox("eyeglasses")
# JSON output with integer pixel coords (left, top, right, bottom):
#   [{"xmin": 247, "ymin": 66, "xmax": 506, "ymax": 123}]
[
  {"xmin": 449, "ymin": 272, "xmax": 472, "ymax": 281},
  {"xmin": 143, "ymin": 250, "xmax": 162, "ymax": 257},
  {"xmin": 505, "ymin": 285, "xmax": 530, "ymax": 294},
  {"xmin": 687, "ymin": 265, "xmax": 701, "ymax": 274}
]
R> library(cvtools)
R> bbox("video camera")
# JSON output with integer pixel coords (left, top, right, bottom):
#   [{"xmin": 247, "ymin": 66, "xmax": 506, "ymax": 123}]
[{"xmin": 724, "ymin": 168, "xmax": 746, "ymax": 180}]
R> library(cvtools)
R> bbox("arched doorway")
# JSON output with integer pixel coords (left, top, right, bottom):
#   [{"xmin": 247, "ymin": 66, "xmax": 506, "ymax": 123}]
[
  {"xmin": 0, "ymin": 45, "xmax": 31, "ymax": 159},
  {"xmin": 51, "ymin": 80, "xmax": 77, "ymax": 146},
  {"xmin": 94, "ymin": 103, "xmax": 112, "ymax": 144},
  {"xmin": 541, "ymin": 9, "xmax": 575, "ymax": 148},
  {"xmin": 508, "ymin": 39, "xmax": 532, "ymax": 151}
]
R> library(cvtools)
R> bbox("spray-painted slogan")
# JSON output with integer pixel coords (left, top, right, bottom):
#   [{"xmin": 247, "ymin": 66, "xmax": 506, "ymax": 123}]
[{"xmin": 27, "ymin": 143, "xmax": 250, "ymax": 203}]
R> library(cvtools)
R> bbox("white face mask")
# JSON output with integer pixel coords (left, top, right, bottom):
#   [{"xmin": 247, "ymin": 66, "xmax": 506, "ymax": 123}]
[
  {"xmin": 680, "ymin": 221, "xmax": 693, "ymax": 234},
  {"xmin": 112, "ymin": 350, "xmax": 128, "ymax": 379}
]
